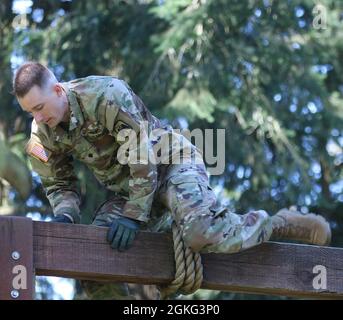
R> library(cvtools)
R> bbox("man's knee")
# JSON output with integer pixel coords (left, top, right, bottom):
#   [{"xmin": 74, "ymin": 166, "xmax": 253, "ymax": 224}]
[{"xmin": 181, "ymin": 215, "xmax": 217, "ymax": 252}]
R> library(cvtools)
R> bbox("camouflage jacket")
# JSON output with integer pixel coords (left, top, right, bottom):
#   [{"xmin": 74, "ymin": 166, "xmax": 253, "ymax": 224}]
[{"xmin": 26, "ymin": 76, "xmax": 202, "ymax": 223}]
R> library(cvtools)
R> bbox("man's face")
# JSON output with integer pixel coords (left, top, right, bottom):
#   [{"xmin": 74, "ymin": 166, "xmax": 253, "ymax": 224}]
[{"xmin": 18, "ymin": 84, "xmax": 69, "ymax": 128}]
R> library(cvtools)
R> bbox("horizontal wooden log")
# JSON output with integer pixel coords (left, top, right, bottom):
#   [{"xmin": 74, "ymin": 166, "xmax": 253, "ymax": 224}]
[{"xmin": 32, "ymin": 220, "xmax": 343, "ymax": 299}]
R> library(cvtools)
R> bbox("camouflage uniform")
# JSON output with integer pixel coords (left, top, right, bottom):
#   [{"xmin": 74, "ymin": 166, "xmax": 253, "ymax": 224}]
[{"xmin": 26, "ymin": 76, "xmax": 272, "ymax": 299}]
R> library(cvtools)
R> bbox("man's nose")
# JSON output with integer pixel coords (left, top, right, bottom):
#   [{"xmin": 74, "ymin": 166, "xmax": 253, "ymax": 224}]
[{"xmin": 34, "ymin": 112, "xmax": 44, "ymax": 124}]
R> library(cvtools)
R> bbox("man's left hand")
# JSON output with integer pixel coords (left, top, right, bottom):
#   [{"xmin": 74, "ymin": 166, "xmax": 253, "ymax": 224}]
[{"xmin": 107, "ymin": 216, "xmax": 140, "ymax": 251}]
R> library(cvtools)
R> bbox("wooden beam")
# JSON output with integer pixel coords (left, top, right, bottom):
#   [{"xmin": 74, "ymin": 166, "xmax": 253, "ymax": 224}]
[
  {"xmin": 32, "ymin": 220, "xmax": 343, "ymax": 299},
  {"xmin": 33, "ymin": 221, "xmax": 175, "ymax": 284},
  {"xmin": 0, "ymin": 217, "xmax": 34, "ymax": 300}
]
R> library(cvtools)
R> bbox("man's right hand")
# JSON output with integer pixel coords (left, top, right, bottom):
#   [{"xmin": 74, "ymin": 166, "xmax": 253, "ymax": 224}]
[{"xmin": 51, "ymin": 214, "xmax": 73, "ymax": 223}]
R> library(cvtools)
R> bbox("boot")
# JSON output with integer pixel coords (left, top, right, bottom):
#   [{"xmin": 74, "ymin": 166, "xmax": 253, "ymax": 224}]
[{"xmin": 270, "ymin": 208, "xmax": 331, "ymax": 246}]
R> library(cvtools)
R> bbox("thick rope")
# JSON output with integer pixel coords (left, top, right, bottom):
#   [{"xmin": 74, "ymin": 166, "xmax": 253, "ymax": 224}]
[{"xmin": 159, "ymin": 221, "xmax": 203, "ymax": 299}]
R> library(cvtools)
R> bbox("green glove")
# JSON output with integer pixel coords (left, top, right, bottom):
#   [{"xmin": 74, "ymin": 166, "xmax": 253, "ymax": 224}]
[
  {"xmin": 107, "ymin": 216, "xmax": 140, "ymax": 251},
  {"xmin": 51, "ymin": 214, "xmax": 73, "ymax": 223}
]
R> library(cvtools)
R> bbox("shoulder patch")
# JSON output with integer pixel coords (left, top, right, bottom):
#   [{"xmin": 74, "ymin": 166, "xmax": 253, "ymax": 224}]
[{"xmin": 26, "ymin": 140, "xmax": 52, "ymax": 163}]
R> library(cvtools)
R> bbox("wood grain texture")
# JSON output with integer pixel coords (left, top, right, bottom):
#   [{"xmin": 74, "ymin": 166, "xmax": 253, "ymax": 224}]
[{"xmin": 32, "ymin": 220, "xmax": 343, "ymax": 299}]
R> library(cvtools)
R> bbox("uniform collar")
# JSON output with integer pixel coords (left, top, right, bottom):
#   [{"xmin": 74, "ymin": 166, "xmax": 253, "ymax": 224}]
[
  {"xmin": 52, "ymin": 82, "xmax": 85, "ymax": 143},
  {"xmin": 60, "ymin": 82, "xmax": 85, "ymax": 130}
]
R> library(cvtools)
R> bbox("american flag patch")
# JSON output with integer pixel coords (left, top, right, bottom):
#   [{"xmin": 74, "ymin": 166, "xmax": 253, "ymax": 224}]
[{"xmin": 27, "ymin": 141, "xmax": 51, "ymax": 163}]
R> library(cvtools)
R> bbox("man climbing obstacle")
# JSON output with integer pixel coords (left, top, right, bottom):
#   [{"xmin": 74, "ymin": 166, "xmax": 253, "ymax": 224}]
[{"xmin": 13, "ymin": 62, "xmax": 331, "ymax": 299}]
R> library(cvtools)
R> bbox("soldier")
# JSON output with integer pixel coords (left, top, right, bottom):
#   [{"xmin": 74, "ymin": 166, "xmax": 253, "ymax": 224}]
[{"xmin": 14, "ymin": 62, "xmax": 331, "ymax": 299}]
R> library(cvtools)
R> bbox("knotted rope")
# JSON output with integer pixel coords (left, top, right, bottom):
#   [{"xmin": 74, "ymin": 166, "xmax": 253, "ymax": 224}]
[{"xmin": 159, "ymin": 221, "xmax": 203, "ymax": 299}]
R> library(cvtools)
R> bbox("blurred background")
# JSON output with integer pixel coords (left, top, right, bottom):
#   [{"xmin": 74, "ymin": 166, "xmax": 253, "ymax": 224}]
[{"xmin": 0, "ymin": 0, "xmax": 342, "ymax": 299}]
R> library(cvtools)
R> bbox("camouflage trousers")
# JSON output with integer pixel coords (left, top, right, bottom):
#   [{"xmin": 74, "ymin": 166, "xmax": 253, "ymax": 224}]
[{"xmin": 82, "ymin": 162, "xmax": 273, "ymax": 299}]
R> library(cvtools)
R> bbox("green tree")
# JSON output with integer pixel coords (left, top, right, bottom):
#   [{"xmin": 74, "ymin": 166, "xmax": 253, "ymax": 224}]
[{"xmin": 1, "ymin": 0, "xmax": 342, "ymax": 299}]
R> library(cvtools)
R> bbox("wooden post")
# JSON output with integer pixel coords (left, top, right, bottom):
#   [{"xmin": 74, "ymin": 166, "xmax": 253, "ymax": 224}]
[{"xmin": 0, "ymin": 216, "xmax": 34, "ymax": 300}]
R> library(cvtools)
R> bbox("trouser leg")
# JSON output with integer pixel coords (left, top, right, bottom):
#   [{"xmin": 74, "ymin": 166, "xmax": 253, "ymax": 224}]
[
  {"xmin": 81, "ymin": 279, "xmax": 134, "ymax": 300},
  {"xmin": 158, "ymin": 164, "xmax": 273, "ymax": 254}
]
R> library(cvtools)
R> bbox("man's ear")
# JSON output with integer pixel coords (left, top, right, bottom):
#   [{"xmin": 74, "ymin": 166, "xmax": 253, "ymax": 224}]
[{"xmin": 54, "ymin": 83, "xmax": 63, "ymax": 97}]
